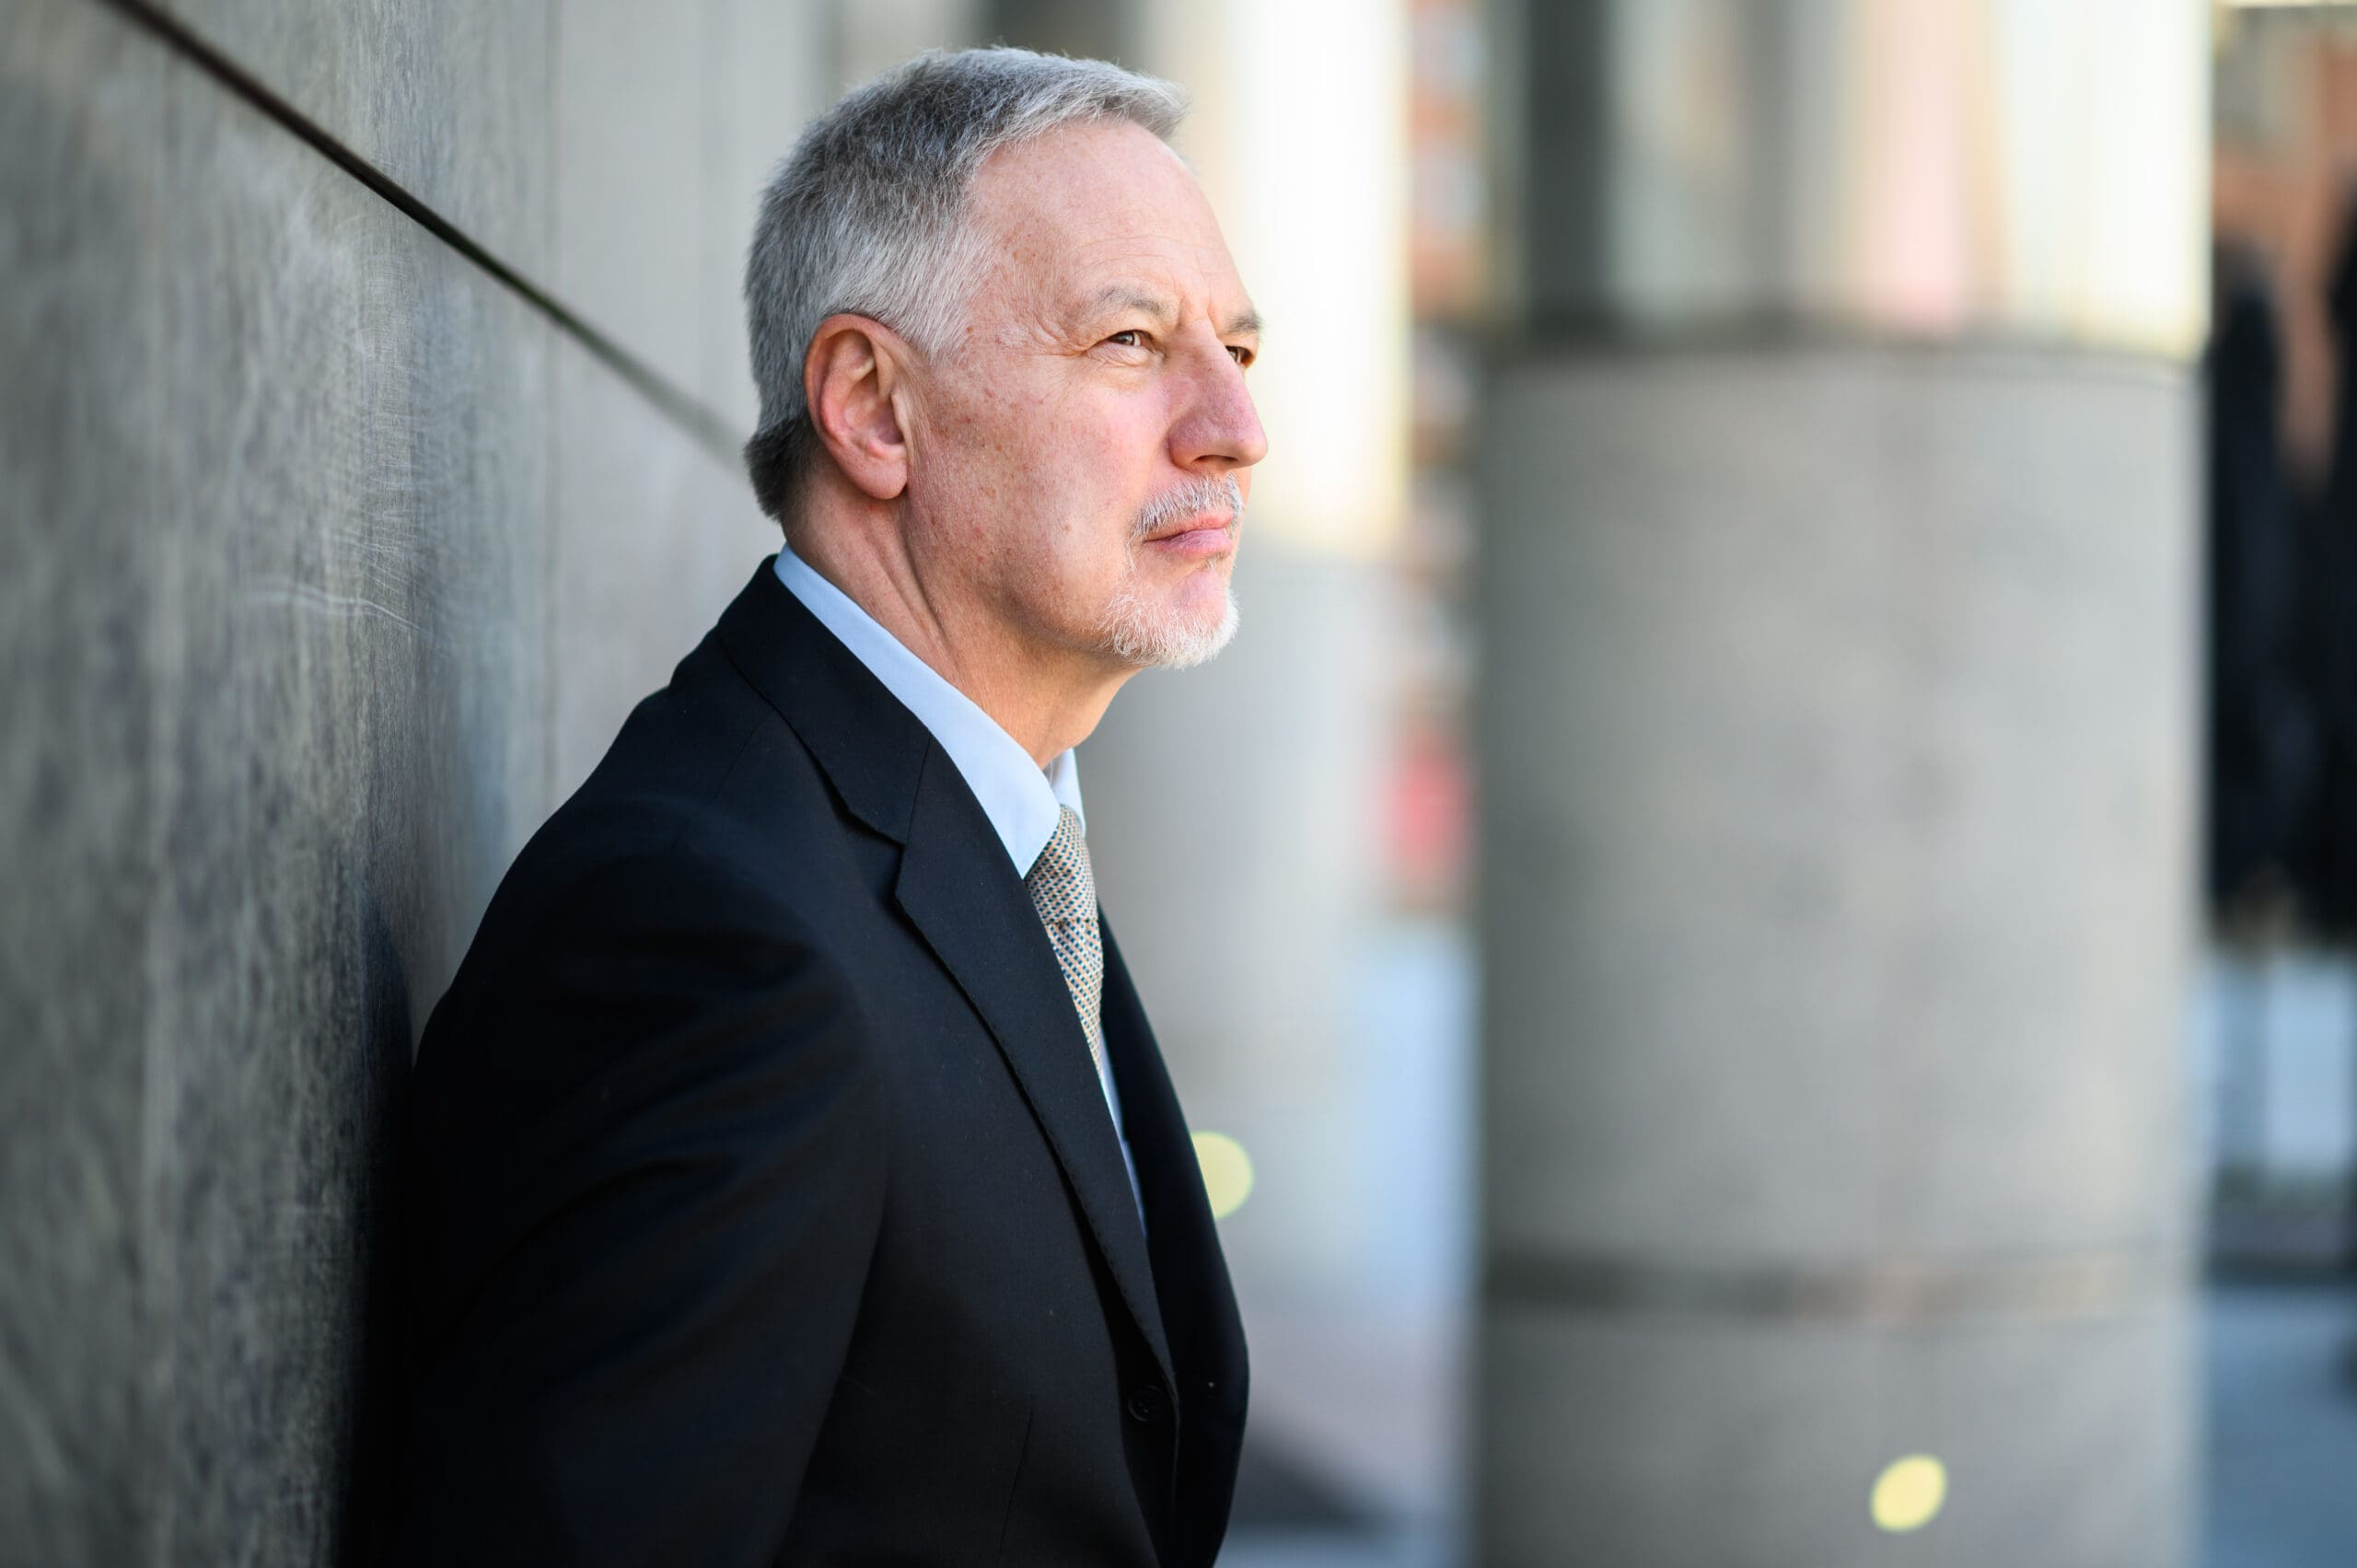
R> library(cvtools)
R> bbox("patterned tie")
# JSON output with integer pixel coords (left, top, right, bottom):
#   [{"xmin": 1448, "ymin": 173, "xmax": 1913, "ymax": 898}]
[{"xmin": 1026, "ymin": 806, "xmax": 1105, "ymax": 1071}]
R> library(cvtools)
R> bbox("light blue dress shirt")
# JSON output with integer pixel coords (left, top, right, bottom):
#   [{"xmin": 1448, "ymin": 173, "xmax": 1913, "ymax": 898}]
[{"xmin": 772, "ymin": 548, "xmax": 1144, "ymax": 1221}]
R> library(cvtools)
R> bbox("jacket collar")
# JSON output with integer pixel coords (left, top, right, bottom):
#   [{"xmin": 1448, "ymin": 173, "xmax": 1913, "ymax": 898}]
[
  {"xmin": 716, "ymin": 556, "xmax": 928, "ymax": 845},
  {"xmin": 715, "ymin": 558, "xmax": 1175, "ymax": 1386},
  {"xmin": 770, "ymin": 546, "xmax": 1085, "ymax": 868}
]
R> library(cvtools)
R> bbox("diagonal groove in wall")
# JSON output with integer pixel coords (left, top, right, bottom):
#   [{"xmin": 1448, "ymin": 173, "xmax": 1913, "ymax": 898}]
[{"xmin": 93, "ymin": 0, "xmax": 745, "ymax": 471}]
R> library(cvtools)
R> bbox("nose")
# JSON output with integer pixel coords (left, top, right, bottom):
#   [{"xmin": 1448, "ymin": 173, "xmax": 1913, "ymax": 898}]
[{"xmin": 1168, "ymin": 334, "xmax": 1268, "ymax": 475}]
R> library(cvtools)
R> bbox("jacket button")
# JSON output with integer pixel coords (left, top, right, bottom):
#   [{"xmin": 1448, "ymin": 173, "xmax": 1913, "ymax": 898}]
[{"xmin": 1125, "ymin": 1384, "xmax": 1169, "ymax": 1424}]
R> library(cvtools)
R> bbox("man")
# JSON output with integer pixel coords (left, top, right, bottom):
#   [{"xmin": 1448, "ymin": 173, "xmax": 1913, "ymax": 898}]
[{"xmin": 391, "ymin": 48, "xmax": 1265, "ymax": 1568}]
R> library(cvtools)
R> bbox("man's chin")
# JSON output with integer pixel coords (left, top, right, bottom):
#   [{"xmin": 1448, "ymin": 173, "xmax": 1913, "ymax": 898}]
[{"xmin": 1096, "ymin": 582, "xmax": 1240, "ymax": 670}]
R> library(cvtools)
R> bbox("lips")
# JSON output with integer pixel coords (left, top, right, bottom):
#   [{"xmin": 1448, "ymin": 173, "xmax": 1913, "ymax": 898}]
[
  {"xmin": 1142, "ymin": 515, "xmax": 1237, "ymax": 559},
  {"xmin": 1141, "ymin": 511, "xmax": 1235, "ymax": 545},
  {"xmin": 1132, "ymin": 474, "xmax": 1247, "ymax": 554}
]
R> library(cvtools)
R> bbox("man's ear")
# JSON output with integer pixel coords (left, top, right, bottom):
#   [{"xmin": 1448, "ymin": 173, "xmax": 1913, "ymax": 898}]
[{"xmin": 804, "ymin": 314, "xmax": 915, "ymax": 502}]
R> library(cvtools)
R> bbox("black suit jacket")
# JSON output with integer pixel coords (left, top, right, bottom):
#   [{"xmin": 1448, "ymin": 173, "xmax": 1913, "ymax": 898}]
[{"xmin": 391, "ymin": 560, "xmax": 1248, "ymax": 1565}]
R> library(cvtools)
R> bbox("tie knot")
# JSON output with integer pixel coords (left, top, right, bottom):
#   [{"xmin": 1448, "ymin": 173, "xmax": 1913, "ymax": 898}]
[{"xmin": 1027, "ymin": 806, "xmax": 1095, "ymax": 919}]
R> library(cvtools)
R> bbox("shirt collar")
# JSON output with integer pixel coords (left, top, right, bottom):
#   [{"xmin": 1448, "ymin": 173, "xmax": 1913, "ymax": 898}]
[{"xmin": 772, "ymin": 547, "xmax": 1083, "ymax": 875}]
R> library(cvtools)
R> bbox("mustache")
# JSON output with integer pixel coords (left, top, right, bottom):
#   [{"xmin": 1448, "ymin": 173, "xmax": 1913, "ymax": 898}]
[{"xmin": 1131, "ymin": 474, "xmax": 1246, "ymax": 542}]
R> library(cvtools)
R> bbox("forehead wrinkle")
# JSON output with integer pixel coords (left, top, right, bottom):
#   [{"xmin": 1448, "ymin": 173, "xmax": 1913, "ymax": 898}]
[
  {"xmin": 974, "ymin": 139, "xmax": 1255, "ymax": 344},
  {"xmin": 1077, "ymin": 285, "xmax": 1178, "ymax": 328},
  {"xmin": 1068, "ymin": 261, "xmax": 1260, "ymax": 332}
]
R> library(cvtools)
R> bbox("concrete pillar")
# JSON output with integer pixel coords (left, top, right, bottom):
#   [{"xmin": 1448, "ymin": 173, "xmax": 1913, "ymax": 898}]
[{"xmin": 1477, "ymin": 4, "xmax": 2209, "ymax": 1565}]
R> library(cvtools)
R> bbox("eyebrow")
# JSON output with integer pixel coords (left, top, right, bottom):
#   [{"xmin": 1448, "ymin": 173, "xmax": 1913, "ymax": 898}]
[{"xmin": 1083, "ymin": 285, "xmax": 1263, "ymax": 341}]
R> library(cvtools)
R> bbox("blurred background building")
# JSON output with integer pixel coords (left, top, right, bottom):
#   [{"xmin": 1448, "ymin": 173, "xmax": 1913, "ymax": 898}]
[{"xmin": 6, "ymin": 0, "xmax": 2357, "ymax": 1564}]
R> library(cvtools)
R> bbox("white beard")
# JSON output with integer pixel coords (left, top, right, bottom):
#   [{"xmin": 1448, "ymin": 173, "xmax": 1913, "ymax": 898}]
[{"xmin": 1096, "ymin": 579, "xmax": 1240, "ymax": 668}]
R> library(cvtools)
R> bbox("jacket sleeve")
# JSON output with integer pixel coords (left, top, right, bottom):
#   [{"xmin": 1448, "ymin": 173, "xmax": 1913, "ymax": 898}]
[{"xmin": 389, "ymin": 853, "xmax": 887, "ymax": 1567}]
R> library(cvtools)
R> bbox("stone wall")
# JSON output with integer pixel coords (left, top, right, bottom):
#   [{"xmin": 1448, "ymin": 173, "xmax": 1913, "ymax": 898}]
[{"xmin": 0, "ymin": 2, "xmax": 824, "ymax": 1560}]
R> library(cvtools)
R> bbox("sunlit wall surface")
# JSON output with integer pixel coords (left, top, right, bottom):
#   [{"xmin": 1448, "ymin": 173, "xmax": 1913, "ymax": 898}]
[{"xmin": 1147, "ymin": 0, "xmax": 1411, "ymax": 560}]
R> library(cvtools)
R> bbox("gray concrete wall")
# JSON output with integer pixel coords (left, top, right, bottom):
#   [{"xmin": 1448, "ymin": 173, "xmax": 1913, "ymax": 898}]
[{"xmin": 0, "ymin": 1, "xmax": 821, "ymax": 1561}]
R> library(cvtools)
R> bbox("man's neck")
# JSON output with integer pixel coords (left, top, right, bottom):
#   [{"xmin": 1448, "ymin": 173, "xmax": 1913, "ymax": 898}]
[{"xmin": 789, "ymin": 517, "xmax": 1128, "ymax": 769}]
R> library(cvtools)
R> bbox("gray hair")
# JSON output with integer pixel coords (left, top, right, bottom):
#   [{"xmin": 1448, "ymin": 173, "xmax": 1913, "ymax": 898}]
[{"xmin": 741, "ymin": 48, "xmax": 1189, "ymax": 522}]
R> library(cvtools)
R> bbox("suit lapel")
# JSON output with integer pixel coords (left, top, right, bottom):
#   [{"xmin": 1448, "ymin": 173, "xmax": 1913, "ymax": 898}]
[
  {"xmin": 892, "ymin": 744, "xmax": 1174, "ymax": 1385},
  {"xmin": 715, "ymin": 560, "xmax": 1175, "ymax": 1387}
]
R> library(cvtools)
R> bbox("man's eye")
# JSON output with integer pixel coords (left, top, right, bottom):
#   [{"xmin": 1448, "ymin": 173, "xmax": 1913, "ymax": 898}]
[
  {"xmin": 1227, "ymin": 344, "xmax": 1255, "ymax": 367},
  {"xmin": 1106, "ymin": 330, "xmax": 1146, "ymax": 349}
]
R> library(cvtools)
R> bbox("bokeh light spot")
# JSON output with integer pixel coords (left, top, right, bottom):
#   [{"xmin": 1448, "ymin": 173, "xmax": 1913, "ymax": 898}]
[
  {"xmin": 1870, "ymin": 1454, "xmax": 1947, "ymax": 1533},
  {"xmin": 1191, "ymin": 1132, "xmax": 1255, "ymax": 1219}
]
